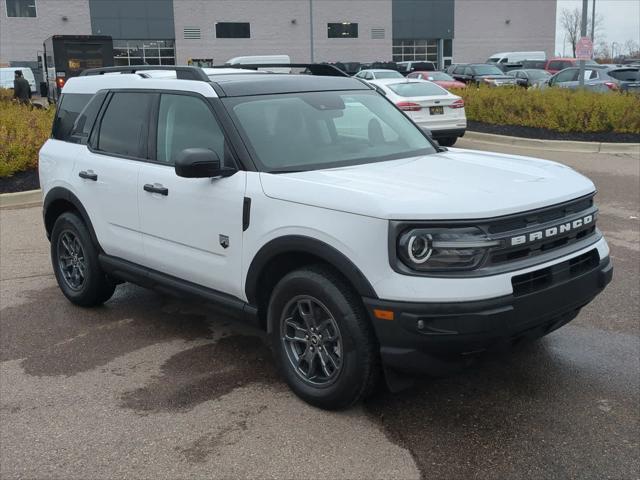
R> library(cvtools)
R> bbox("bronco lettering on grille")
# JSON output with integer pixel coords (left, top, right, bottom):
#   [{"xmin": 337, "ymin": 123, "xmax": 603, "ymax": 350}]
[{"xmin": 510, "ymin": 214, "xmax": 594, "ymax": 247}]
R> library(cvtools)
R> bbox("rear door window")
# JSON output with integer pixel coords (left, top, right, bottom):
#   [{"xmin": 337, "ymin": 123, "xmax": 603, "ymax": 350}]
[
  {"xmin": 96, "ymin": 92, "xmax": 154, "ymax": 158},
  {"xmin": 52, "ymin": 93, "xmax": 93, "ymax": 141}
]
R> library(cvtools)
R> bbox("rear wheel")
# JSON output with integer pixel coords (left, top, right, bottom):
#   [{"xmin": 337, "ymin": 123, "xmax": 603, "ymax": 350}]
[
  {"xmin": 268, "ymin": 265, "xmax": 379, "ymax": 409},
  {"xmin": 51, "ymin": 212, "xmax": 116, "ymax": 307},
  {"xmin": 437, "ymin": 136, "xmax": 458, "ymax": 147}
]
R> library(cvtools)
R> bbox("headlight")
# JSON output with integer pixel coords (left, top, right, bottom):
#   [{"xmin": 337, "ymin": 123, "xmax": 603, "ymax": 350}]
[{"xmin": 397, "ymin": 227, "xmax": 500, "ymax": 272}]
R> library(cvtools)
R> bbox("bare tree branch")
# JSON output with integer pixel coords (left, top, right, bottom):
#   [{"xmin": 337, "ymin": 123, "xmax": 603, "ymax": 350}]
[{"xmin": 559, "ymin": 7, "xmax": 604, "ymax": 57}]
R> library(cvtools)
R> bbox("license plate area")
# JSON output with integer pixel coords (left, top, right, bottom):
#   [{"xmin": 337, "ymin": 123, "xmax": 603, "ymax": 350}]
[{"xmin": 429, "ymin": 106, "xmax": 444, "ymax": 115}]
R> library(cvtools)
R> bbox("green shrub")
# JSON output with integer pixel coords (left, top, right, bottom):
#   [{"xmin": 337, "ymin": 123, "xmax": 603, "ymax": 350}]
[
  {"xmin": 0, "ymin": 89, "xmax": 54, "ymax": 178},
  {"xmin": 451, "ymin": 86, "xmax": 640, "ymax": 134}
]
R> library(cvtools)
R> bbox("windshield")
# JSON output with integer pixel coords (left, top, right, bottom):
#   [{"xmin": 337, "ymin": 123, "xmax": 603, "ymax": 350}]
[
  {"xmin": 374, "ymin": 70, "xmax": 403, "ymax": 79},
  {"xmin": 224, "ymin": 91, "xmax": 437, "ymax": 172},
  {"xmin": 387, "ymin": 82, "xmax": 447, "ymax": 97},
  {"xmin": 473, "ymin": 65, "xmax": 503, "ymax": 75},
  {"xmin": 487, "ymin": 57, "xmax": 501, "ymax": 63}
]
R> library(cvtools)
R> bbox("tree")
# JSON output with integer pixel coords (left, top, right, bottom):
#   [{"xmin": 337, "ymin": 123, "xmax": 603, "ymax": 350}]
[
  {"xmin": 624, "ymin": 39, "xmax": 640, "ymax": 57},
  {"xmin": 594, "ymin": 41, "xmax": 611, "ymax": 61},
  {"xmin": 560, "ymin": 7, "xmax": 604, "ymax": 57}
]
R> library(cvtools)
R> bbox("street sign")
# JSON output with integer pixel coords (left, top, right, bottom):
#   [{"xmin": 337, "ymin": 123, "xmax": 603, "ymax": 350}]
[{"xmin": 576, "ymin": 36, "xmax": 593, "ymax": 60}]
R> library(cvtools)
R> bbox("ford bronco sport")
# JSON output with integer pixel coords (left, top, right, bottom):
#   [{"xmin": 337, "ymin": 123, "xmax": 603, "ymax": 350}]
[{"xmin": 39, "ymin": 65, "xmax": 612, "ymax": 409}]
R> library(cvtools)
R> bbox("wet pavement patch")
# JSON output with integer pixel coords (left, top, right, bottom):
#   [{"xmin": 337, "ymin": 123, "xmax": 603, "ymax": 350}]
[
  {"xmin": 176, "ymin": 405, "xmax": 268, "ymax": 463},
  {"xmin": 1, "ymin": 284, "xmax": 213, "ymax": 377},
  {"xmin": 120, "ymin": 335, "xmax": 281, "ymax": 413},
  {"xmin": 364, "ymin": 330, "xmax": 640, "ymax": 480}
]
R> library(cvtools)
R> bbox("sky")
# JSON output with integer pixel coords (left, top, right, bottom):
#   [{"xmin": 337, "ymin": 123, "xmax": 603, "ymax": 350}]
[{"xmin": 555, "ymin": 0, "xmax": 640, "ymax": 56}]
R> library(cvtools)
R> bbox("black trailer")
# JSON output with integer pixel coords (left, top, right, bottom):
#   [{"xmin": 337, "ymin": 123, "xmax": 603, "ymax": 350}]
[{"xmin": 42, "ymin": 35, "xmax": 114, "ymax": 102}]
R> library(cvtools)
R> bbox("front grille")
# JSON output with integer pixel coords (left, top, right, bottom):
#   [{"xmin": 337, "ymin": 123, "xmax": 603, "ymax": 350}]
[
  {"xmin": 490, "ymin": 225, "xmax": 596, "ymax": 264},
  {"xmin": 481, "ymin": 195, "xmax": 599, "ymax": 267},
  {"xmin": 511, "ymin": 249, "xmax": 599, "ymax": 296},
  {"xmin": 487, "ymin": 196, "xmax": 593, "ymax": 234}
]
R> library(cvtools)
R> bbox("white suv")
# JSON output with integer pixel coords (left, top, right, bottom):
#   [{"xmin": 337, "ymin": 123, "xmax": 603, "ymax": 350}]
[{"xmin": 39, "ymin": 66, "xmax": 613, "ymax": 409}]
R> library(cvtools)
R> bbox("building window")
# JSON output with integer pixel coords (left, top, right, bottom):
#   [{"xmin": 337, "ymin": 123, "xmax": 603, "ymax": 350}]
[
  {"xmin": 216, "ymin": 22, "xmax": 250, "ymax": 39},
  {"xmin": 392, "ymin": 39, "xmax": 438, "ymax": 62},
  {"xmin": 328, "ymin": 22, "xmax": 358, "ymax": 38},
  {"xmin": 113, "ymin": 40, "xmax": 175, "ymax": 66},
  {"xmin": 6, "ymin": 0, "xmax": 37, "ymax": 17}
]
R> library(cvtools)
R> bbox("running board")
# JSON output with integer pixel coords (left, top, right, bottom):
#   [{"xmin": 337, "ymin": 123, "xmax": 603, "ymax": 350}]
[{"xmin": 99, "ymin": 254, "xmax": 259, "ymax": 328}]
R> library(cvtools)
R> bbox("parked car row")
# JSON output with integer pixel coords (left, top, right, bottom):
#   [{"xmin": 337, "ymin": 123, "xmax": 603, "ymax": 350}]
[
  {"xmin": 538, "ymin": 65, "xmax": 640, "ymax": 93},
  {"xmin": 446, "ymin": 64, "xmax": 518, "ymax": 87}
]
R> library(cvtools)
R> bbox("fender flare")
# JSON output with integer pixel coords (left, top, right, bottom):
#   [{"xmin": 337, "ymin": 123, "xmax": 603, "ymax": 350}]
[
  {"xmin": 245, "ymin": 235, "xmax": 378, "ymax": 304},
  {"xmin": 43, "ymin": 187, "xmax": 101, "ymax": 249}
]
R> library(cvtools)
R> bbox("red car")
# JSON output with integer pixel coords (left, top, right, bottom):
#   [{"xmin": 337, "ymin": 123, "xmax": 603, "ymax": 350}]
[
  {"xmin": 407, "ymin": 70, "xmax": 466, "ymax": 90},
  {"xmin": 544, "ymin": 57, "xmax": 599, "ymax": 74}
]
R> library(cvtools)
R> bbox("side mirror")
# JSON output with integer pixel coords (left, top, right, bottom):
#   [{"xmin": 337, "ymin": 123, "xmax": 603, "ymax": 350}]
[{"xmin": 174, "ymin": 148, "xmax": 235, "ymax": 178}]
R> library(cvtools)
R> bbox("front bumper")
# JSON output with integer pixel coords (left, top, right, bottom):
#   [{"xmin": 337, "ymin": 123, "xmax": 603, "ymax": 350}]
[
  {"xmin": 364, "ymin": 254, "xmax": 613, "ymax": 374},
  {"xmin": 428, "ymin": 127, "xmax": 466, "ymax": 139}
]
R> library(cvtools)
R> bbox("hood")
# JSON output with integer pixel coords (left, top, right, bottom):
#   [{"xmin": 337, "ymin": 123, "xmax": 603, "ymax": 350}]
[{"xmin": 259, "ymin": 149, "xmax": 595, "ymax": 220}]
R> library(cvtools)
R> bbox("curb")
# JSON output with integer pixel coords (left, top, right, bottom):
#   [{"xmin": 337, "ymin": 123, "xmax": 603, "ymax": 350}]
[
  {"xmin": 0, "ymin": 189, "xmax": 42, "ymax": 210},
  {"xmin": 464, "ymin": 131, "xmax": 640, "ymax": 155}
]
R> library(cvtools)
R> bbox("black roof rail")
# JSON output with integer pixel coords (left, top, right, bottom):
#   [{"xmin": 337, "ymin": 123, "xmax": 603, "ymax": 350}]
[
  {"xmin": 79, "ymin": 65, "xmax": 210, "ymax": 81},
  {"xmin": 220, "ymin": 63, "xmax": 350, "ymax": 77}
]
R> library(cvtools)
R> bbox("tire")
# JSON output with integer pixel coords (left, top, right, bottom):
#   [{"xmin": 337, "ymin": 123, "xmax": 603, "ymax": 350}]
[
  {"xmin": 437, "ymin": 137, "xmax": 458, "ymax": 147},
  {"xmin": 268, "ymin": 265, "xmax": 379, "ymax": 410},
  {"xmin": 50, "ymin": 212, "xmax": 116, "ymax": 307}
]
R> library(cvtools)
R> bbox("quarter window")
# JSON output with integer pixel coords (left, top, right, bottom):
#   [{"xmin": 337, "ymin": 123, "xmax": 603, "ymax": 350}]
[
  {"xmin": 52, "ymin": 93, "xmax": 93, "ymax": 141},
  {"xmin": 97, "ymin": 92, "xmax": 154, "ymax": 158},
  {"xmin": 215, "ymin": 22, "xmax": 250, "ymax": 38},
  {"xmin": 328, "ymin": 22, "xmax": 358, "ymax": 38},
  {"xmin": 69, "ymin": 92, "xmax": 107, "ymax": 144},
  {"xmin": 156, "ymin": 94, "xmax": 228, "ymax": 165},
  {"xmin": 6, "ymin": 0, "xmax": 36, "ymax": 17}
]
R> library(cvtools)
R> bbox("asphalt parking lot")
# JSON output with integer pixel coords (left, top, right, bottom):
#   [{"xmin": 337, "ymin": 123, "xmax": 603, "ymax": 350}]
[{"xmin": 1, "ymin": 139, "xmax": 638, "ymax": 479}]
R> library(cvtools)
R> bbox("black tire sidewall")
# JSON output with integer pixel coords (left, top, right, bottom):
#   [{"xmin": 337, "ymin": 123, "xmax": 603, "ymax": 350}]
[
  {"xmin": 51, "ymin": 212, "xmax": 112, "ymax": 306},
  {"xmin": 268, "ymin": 268, "xmax": 376, "ymax": 409}
]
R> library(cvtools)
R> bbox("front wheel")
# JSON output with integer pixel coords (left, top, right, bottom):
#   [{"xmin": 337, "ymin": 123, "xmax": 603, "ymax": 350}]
[{"xmin": 268, "ymin": 266, "xmax": 379, "ymax": 409}]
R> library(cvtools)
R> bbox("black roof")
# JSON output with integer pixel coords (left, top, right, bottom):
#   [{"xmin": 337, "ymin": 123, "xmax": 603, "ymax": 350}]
[{"xmin": 211, "ymin": 74, "xmax": 371, "ymax": 97}]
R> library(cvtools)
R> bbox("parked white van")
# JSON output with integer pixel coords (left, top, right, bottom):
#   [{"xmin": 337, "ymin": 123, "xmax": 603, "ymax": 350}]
[
  {"xmin": 486, "ymin": 51, "xmax": 546, "ymax": 65},
  {"xmin": 0, "ymin": 67, "xmax": 36, "ymax": 93},
  {"xmin": 225, "ymin": 54, "xmax": 291, "ymax": 73}
]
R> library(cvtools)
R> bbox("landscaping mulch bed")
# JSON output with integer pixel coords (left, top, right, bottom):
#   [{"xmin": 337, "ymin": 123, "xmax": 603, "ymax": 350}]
[
  {"xmin": 0, "ymin": 169, "xmax": 40, "ymax": 194},
  {"xmin": 467, "ymin": 120, "xmax": 640, "ymax": 144}
]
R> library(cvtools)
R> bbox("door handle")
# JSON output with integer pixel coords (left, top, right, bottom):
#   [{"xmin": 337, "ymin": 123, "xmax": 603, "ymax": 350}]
[
  {"xmin": 78, "ymin": 170, "xmax": 97, "ymax": 181},
  {"xmin": 143, "ymin": 183, "xmax": 169, "ymax": 196}
]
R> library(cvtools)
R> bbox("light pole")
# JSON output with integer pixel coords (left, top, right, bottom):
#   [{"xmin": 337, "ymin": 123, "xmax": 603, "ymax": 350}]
[
  {"xmin": 578, "ymin": 0, "xmax": 588, "ymax": 88},
  {"xmin": 309, "ymin": 0, "xmax": 314, "ymax": 63},
  {"xmin": 591, "ymin": 0, "xmax": 596, "ymax": 41}
]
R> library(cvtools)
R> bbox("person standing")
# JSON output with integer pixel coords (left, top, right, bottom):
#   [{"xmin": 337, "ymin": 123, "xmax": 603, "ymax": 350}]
[{"xmin": 13, "ymin": 70, "xmax": 31, "ymax": 105}]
